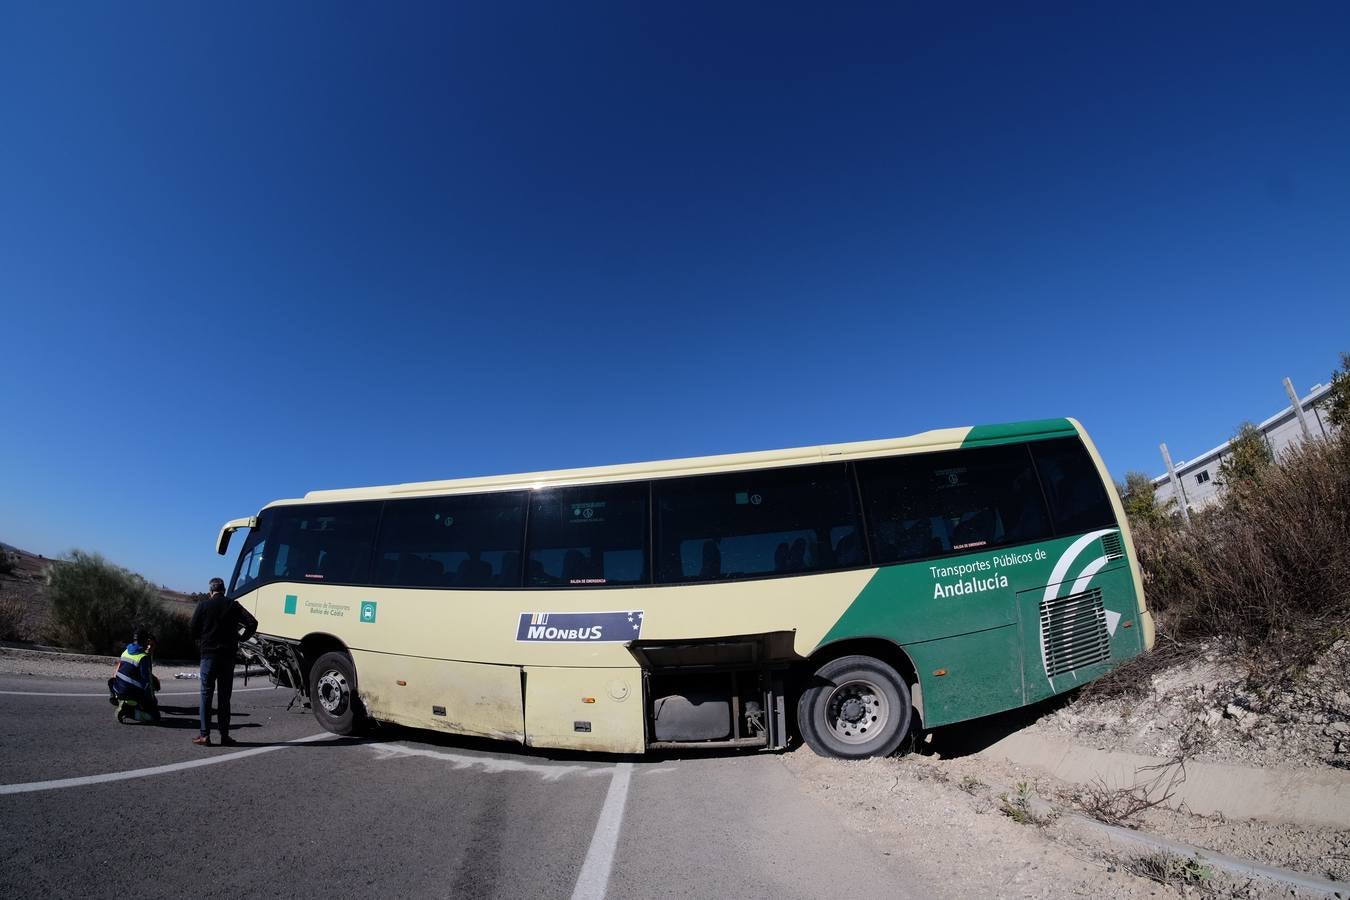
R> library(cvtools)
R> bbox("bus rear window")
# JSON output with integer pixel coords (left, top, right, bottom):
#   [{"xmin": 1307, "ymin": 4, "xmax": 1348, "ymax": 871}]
[
  {"xmin": 858, "ymin": 445, "xmax": 1050, "ymax": 565},
  {"xmin": 1030, "ymin": 437, "xmax": 1117, "ymax": 535}
]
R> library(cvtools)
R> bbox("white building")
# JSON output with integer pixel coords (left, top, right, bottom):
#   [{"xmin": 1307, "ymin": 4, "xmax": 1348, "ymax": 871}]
[{"xmin": 1153, "ymin": 381, "xmax": 1339, "ymax": 512}]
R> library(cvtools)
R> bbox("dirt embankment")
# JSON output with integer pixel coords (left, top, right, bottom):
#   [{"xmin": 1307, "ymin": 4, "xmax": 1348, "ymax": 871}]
[
  {"xmin": 0, "ymin": 544, "xmax": 196, "ymax": 644},
  {"xmin": 786, "ymin": 745, "xmax": 1348, "ymax": 898},
  {"xmin": 787, "ymin": 639, "xmax": 1350, "ymax": 897},
  {"xmin": 0, "ymin": 546, "xmax": 56, "ymax": 639},
  {"xmin": 1031, "ymin": 639, "xmax": 1350, "ymax": 773}
]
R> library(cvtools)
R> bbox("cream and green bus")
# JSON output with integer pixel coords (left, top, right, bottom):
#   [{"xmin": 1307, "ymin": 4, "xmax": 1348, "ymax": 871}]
[{"xmin": 216, "ymin": 418, "xmax": 1153, "ymax": 759}]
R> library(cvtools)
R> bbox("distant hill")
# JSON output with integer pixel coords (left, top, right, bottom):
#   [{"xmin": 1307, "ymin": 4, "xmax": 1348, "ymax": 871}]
[{"xmin": 0, "ymin": 545, "xmax": 196, "ymax": 644}]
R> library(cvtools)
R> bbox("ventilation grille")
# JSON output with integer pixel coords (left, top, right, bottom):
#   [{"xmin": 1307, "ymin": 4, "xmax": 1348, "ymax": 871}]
[
  {"xmin": 1041, "ymin": 588, "xmax": 1111, "ymax": 678},
  {"xmin": 1100, "ymin": 532, "xmax": 1124, "ymax": 561}
]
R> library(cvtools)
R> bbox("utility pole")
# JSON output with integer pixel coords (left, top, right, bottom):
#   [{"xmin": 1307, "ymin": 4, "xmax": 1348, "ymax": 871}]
[
  {"xmin": 1283, "ymin": 377, "xmax": 1313, "ymax": 441},
  {"xmin": 1160, "ymin": 442, "xmax": 1191, "ymax": 528}
]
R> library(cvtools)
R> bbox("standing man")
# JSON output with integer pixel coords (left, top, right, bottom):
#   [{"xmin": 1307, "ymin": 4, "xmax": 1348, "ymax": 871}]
[{"xmin": 189, "ymin": 576, "xmax": 258, "ymax": 747}]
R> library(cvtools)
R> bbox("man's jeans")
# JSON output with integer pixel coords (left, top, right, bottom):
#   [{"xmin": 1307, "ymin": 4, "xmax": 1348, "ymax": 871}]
[{"xmin": 199, "ymin": 652, "xmax": 235, "ymax": 738}]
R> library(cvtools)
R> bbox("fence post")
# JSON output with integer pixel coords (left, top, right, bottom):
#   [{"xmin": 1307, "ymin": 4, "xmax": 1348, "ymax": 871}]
[
  {"xmin": 1283, "ymin": 377, "xmax": 1314, "ymax": 442},
  {"xmin": 1160, "ymin": 442, "xmax": 1192, "ymax": 528}
]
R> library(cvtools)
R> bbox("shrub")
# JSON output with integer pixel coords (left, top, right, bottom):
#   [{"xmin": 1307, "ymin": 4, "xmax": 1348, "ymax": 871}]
[
  {"xmin": 0, "ymin": 548, "xmax": 18, "ymax": 576},
  {"xmin": 0, "ymin": 596, "xmax": 25, "ymax": 640},
  {"xmin": 46, "ymin": 551, "xmax": 166, "ymax": 655},
  {"xmin": 1327, "ymin": 352, "xmax": 1350, "ymax": 429},
  {"xmin": 1126, "ymin": 852, "xmax": 1214, "ymax": 888},
  {"xmin": 1133, "ymin": 427, "xmax": 1350, "ymax": 663},
  {"xmin": 1215, "ymin": 421, "xmax": 1272, "ymax": 488},
  {"xmin": 1120, "ymin": 470, "xmax": 1174, "ymax": 530},
  {"xmin": 998, "ymin": 781, "xmax": 1050, "ymax": 826},
  {"xmin": 152, "ymin": 610, "xmax": 198, "ymax": 662}
]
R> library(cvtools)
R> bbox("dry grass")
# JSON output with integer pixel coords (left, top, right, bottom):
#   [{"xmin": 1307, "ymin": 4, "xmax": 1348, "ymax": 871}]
[
  {"xmin": 1125, "ymin": 851, "xmax": 1215, "ymax": 890},
  {"xmin": 0, "ymin": 596, "xmax": 25, "ymax": 641},
  {"xmin": 1068, "ymin": 715, "xmax": 1200, "ymax": 827},
  {"xmin": 999, "ymin": 781, "xmax": 1051, "ymax": 826},
  {"xmin": 1071, "ymin": 760, "xmax": 1186, "ymax": 827},
  {"xmin": 1077, "ymin": 630, "xmax": 1195, "ymax": 701},
  {"xmin": 1131, "ymin": 429, "xmax": 1350, "ymax": 669}
]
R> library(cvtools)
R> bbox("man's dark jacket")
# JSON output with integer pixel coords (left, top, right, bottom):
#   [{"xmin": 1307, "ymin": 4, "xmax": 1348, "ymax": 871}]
[{"xmin": 190, "ymin": 593, "xmax": 260, "ymax": 656}]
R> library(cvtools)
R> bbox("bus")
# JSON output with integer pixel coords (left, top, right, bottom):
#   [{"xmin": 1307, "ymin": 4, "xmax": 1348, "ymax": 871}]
[{"xmin": 216, "ymin": 418, "xmax": 1153, "ymax": 759}]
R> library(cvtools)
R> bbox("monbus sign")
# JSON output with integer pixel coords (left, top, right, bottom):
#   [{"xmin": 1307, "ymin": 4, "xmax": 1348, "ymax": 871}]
[{"xmin": 515, "ymin": 610, "xmax": 644, "ymax": 643}]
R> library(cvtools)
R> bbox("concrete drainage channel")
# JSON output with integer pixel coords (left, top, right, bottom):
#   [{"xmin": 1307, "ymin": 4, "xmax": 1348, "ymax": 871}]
[
  {"xmin": 975, "ymin": 731, "xmax": 1350, "ymax": 897},
  {"xmin": 1082, "ymin": 816, "xmax": 1347, "ymax": 897},
  {"xmin": 981, "ymin": 731, "xmax": 1350, "ymax": 828},
  {"xmin": 1003, "ymin": 790, "xmax": 1348, "ymax": 897}
]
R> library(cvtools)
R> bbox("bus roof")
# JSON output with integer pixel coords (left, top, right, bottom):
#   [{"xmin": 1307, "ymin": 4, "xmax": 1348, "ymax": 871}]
[{"xmin": 263, "ymin": 418, "xmax": 1082, "ymax": 508}]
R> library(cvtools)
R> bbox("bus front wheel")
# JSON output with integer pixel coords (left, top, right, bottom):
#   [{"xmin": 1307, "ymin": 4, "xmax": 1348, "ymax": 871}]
[
  {"xmin": 309, "ymin": 651, "xmax": 361, "ymax": 735},
  {"xmin": 798, "ymin": 655, "xmax": 913, "ymax": 759}
]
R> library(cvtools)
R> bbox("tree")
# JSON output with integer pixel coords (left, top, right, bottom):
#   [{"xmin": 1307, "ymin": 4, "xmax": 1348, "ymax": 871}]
[
  {"xmin": 1326, "ymin": 351, "xmax": 1350, "ymax": 430},
  {"xmin": 1120, "ymin": 471, "xmax": 1174, "ymax": 528},
  {"xmin": 1216, "ymin": 422, "xmax": 1273, "ymax": 488}
]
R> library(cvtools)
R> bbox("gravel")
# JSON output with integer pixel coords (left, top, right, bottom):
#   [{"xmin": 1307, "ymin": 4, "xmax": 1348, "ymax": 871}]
[{"xmin": 0, "ymin": 646, "xmax": 250, "ymax": 681}]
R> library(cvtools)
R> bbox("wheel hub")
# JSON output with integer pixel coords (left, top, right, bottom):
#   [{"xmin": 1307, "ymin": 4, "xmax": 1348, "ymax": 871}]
[
  {"xmin": 839, "ymin": 697, "xmax": 866, "ymax": 723},
  {"xmin": 824, "ymin": 678, "xmax": 890, "ymax": 745},
  {"xmin": 317, "ymin": 670, "xmax": 349, "ymax": 715}
]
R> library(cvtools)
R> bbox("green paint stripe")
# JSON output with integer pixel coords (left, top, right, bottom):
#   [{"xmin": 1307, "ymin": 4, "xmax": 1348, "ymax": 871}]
[{"xmin": 961, "ymin": 418, "xmax": 1076, "ymax": 447}]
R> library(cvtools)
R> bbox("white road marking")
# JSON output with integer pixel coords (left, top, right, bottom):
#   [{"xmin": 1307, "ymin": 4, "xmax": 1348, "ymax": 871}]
[
  {"xmin": 0, "ymin": 686, "xmax": 277, "ymax": 698},
  {"xmin": 366, "ymin": 741, "xmax": 611, "ymax": 782},
  {"xmin": 570, "ymin": 762, "xmax": 633, "ymax": 900},
  {"xmin": 0, "ymin": 732, "xmax": 339, "ymax": 795}
]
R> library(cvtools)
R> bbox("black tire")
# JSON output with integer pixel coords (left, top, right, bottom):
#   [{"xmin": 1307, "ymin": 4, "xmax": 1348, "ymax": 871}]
[
  {"xmin": 308, "ymin": 651, "xmax": 361, "ymax": 735},
  {"xmin": 797, "ymin": 655, "xmax": 913, "ymax": 759}
]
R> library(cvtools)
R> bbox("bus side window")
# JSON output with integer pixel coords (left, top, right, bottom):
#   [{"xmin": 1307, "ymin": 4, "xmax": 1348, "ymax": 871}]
[
  {"xmin": 266, "ymin": 502, "xmax": 381, "ymax": 586},
  {"xmin": 373, "ymin": 492, "xmax": 526, "ymax": 589},
  {"xmin": 525, "ymin": 483, "xmax": 648, "ymax": 587},
  {"xmin": 654, "ymin": 463, "xmax": 861, "ymax": 584},
  {"xmin": 858, "ymin": 445, "xmax": 1051, "ymax": 564},
  {"xmin": 832, "ymin": 527, "xmax": 863, "ymax": 566}
]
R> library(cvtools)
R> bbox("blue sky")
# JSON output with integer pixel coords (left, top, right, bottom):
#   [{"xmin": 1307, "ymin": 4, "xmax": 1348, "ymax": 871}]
[{"xmin": 2, "ymin": 3, "xmax": 1348, "ymax": 590}]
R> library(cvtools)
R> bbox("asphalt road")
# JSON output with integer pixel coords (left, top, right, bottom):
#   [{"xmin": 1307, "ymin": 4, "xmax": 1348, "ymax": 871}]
[{"xmin": 0, "ymin": 673, "xmax": 922, "ymax": 900}]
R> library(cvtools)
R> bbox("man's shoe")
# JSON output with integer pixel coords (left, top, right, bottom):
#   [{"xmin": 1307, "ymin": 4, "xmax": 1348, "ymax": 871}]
[
  {"xmin": 192, "ymin": 735, "xmax": 211, "ymax": 746},
  {"xmin": 218, "ymin": 736, "xmax": 238, "ymax": 747},
  {"xmin": 115, "ymin": 707, "xmax": 127, "ymax": 724}
]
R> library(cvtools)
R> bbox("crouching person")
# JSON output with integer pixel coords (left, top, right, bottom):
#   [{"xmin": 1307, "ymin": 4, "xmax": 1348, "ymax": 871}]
[{"xmin": 109, "ymin": 626, "xmax": 161, "ymax": 724}]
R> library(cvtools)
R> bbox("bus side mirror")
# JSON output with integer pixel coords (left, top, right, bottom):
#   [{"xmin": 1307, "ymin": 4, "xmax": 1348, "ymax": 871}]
[{"xmin": 216, "ymin": 517, "xmax": 258, "ymax": 555}]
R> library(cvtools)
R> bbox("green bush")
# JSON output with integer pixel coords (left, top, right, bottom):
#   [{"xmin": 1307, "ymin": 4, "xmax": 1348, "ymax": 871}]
[
  {"xmin": 153, "ymin": 609, "xmax": 198, "ymax": 662},
  {"xmin": 1326, "ymin": 352, "xmax": 1350, "ymax": 429},
  {"xmin": 1215, "ymin": 421, "xmax": 1272, "ymax": 488},
  {"xmin": 1119, "ymin": 470, "xmax": 1174, "ymax": 529},
  {"xmin": 46, "ymin": 551, "xmax": 171, "ymax": 655}
]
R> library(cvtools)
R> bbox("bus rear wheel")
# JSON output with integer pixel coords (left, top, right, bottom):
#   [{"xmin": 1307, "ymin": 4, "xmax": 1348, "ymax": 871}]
[
  {"xmin": 798, "ymin": 655, "xmax": 912, "ymax": 759},
  {"xmin": 309, "ymin": 651, "xmax": 361, "ymax": 735}
]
